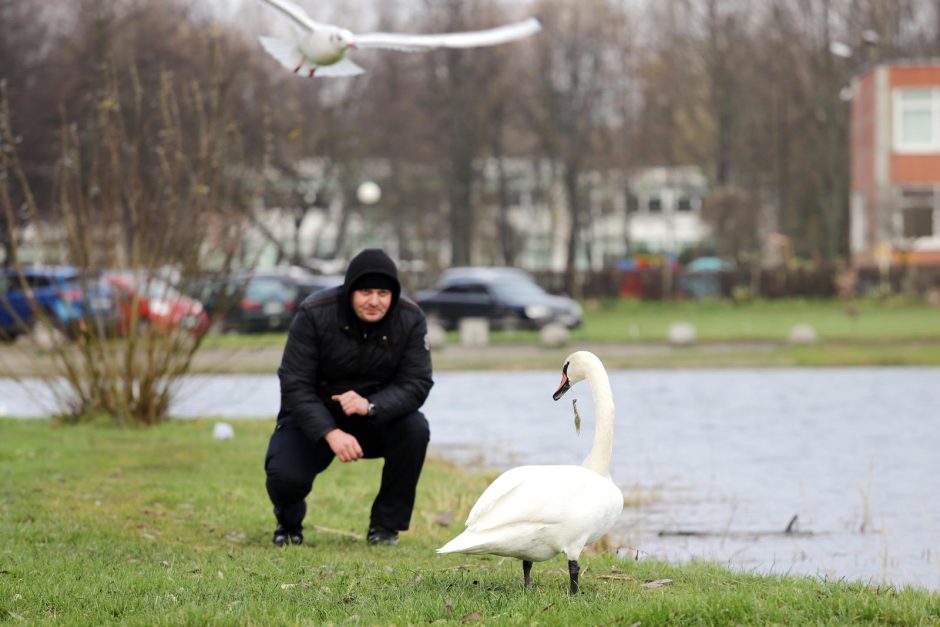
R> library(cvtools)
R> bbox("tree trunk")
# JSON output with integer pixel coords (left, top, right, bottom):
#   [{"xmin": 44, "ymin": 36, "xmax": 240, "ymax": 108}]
[
  {"xmin": 563, "ymin": 161, "xmax": 581, "ymax": 296},
  {"xmin": 446, "ymin": 49, "xmax": 476, "ymax": 267}
]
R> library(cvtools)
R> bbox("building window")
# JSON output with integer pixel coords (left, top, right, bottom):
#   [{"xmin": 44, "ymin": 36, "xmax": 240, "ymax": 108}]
[
  {"xmin": 901, "ymin": 206, "xmax": 934, "ymax": 238},
  {"xmin": 677, "ymin": 196, "xmax": 694, "ymax": 212},
  {"xmin": 648, "ymin": 196, "xmax": 662, "ymax": 213},
  {"xmin": 625, "ymin": 192, "xmax": 640, "ymax": 214},
  {"xmin": 894, "ymin": 88, "xmax": 940, "ymax": 154}
]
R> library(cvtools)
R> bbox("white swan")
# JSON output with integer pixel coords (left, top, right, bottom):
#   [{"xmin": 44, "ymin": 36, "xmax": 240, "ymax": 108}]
[{"xmin": 437, "ymin": 351, "xmax": 623, "ymax": 593}]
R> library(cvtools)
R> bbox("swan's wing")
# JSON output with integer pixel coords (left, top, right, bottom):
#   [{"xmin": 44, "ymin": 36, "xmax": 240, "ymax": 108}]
[
  {"xmin": 464, "ymin": 467, "xmax": 534, "ymax": 528},
  {"xmin": 354, "ymin": 17, "xmax": 541, "ymax": 51},
  {"xmin": 257, "ymin": 0, "xmax": 324, "ymax": 32},
  {"xmin": 464, "ymin": 466, "xmax": 607, "ymax": 532}
]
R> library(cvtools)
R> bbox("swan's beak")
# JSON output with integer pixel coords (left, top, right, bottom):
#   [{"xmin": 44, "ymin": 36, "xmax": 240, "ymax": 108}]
[{"xmin": 553, "ymin": 374, "xmax": 571, "ymax": 401}]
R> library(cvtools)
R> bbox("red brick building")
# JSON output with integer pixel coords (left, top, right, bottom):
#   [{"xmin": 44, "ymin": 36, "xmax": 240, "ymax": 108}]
[{"xmin": 850, "ymin": 61, "xmax": 940, "ymax": 276}]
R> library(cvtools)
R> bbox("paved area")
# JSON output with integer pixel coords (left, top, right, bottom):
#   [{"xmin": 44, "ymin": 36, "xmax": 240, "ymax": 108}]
[
  {"xmin": 0, "ymin": 339, "xmax": 785, "ymax": 377},
  {"xmin": 156, "ymin": 340, "xmax": 783, "ymax": 373}
]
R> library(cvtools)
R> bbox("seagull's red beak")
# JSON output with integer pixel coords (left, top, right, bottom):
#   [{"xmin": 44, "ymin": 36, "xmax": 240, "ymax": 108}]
[{"xmin": 347, "ymin": 42, "xmax": 357, "ymax": 49}]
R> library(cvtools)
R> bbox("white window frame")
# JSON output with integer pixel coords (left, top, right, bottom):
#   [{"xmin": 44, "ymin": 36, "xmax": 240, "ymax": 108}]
[{"xmin": 893, "ymin": 87, "xmax": 940, "ymax": 154}]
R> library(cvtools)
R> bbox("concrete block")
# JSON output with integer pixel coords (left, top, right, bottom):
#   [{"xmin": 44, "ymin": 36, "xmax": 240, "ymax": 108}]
[
  {"xmin": 459, "ymin": 317, "xmax": 489, "ymax": 347},
  {"xmin": 668, "ymin": 321, "xmax": 697, "ymax": 345},
  {"xmin": 539, "ymin": 323, "xmax": 569, "ymax": 348},
  {"xmin": 788, "ymin": 323, "xmax": 818, "ymax": 344}
]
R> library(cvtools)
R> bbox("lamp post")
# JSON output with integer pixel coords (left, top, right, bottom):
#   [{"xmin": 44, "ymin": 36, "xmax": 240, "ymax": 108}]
[{"xmin": 356, "ymin": 181, "xmax": 381, "ymax": 248}]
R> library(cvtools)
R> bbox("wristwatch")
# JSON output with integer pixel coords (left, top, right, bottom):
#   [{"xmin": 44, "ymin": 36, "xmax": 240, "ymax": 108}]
[{"xmin": 367, "ymin": 402, "xmax": 376, "ymax": 417}]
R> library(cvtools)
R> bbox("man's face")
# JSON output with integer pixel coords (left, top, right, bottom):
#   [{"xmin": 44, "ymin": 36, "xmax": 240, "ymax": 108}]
[{"xmin": 351, "ymin": 288, "xmax": 392, "ymax": 323}]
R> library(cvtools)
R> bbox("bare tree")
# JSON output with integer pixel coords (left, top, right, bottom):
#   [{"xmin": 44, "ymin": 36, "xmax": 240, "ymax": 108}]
[
  {"xmin": 530, "ymin": 0, "xmax": 626, "ymax": 293},
  {"xmin": 421, "ymin": 1, "xmax": 478, "ymax": 267},
  {"xmin": 0, "ymin": 0, "xmax": 62, "ymax": 264},
  {"xmin": 701, "ymin": 186, "xmax": 762, "ymax": 263},
  {"xmin": 0, "ymin": 2, "xmax": 259, "ymax": 425}
]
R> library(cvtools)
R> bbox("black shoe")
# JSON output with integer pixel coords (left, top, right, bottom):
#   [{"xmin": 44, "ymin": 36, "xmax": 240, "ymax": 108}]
[
  {"xmin": 273, "ymin": 525, "xmax": 303, "ymax": 547},
  {"xmin": 366, "ymin": 526, "xmax": 398, "ymax": 546}
]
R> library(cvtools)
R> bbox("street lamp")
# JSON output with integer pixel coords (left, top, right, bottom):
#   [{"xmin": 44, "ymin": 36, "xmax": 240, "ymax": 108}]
[
  {"xmin": 357, "ymin": 181, "xmax": 381, "ymax": 247},
  {"xmin": 357, "ymin": 180, "xmax": 382, "ymax": 205}
]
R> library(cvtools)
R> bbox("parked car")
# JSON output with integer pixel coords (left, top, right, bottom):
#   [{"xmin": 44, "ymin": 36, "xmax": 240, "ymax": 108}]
[
  {"xmin": 189, "ymin": 267, "xmax": 343, "ymax": 334},
  {"xmin": 0, "ymin": 265, "xmax": 115, "ymax": 341},
  {"xmin": 416, "ymin": 267, "xmax": 583, "ymax": 331},
  {"xmin": 678, "ymin": 256, "xmax": 737, "ymax": 299},
  {"xmin": 252, "ymin": 267, "xmax": 344, "ymax": 311},
  {"xmin": 103, "ymin": 272, "xmax": 209, "ymax": 336}
]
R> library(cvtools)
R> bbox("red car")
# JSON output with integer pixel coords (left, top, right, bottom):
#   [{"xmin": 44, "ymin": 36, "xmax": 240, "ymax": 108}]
[{"xmin": 104, "ymin": 273, "xmax": 210, "ymax": 337}]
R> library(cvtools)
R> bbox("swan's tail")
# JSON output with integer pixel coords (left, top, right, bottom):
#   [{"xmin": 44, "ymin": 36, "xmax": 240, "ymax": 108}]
[
  {"xmin": 437, "ymin": 524, "xmax": 544, "ymax": 555},
  {"xmin": 437, "ymin": 531, "xmax": 487, "ymax": 555},
  {"xmin": 436, "ymin": 535, "xmax": 469, "ymax": 554}
]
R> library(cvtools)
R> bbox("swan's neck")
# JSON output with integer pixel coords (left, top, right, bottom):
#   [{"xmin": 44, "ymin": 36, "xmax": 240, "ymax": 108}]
[{"xmin": 582, "ymin": 363, "xmax": 615, "ymax": 476}]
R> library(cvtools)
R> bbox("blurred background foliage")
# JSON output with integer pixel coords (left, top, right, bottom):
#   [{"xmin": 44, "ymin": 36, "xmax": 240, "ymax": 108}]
[
  {"xmin": 2, "ymin": 0, "xmax": 940, "ymax": 425},
  {"xmin": 3, "ymin": 0, "xmax": 940, "ymax": 289}
]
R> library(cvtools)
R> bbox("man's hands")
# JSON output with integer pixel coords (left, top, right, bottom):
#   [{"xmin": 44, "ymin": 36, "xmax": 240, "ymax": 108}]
[
  {"xmin": 331, "ymin": 391, "xmax": 370, "ymax": 417},
  {"xmin": 325, "ymin": 391, "xmax": 371, "ymax": 462},
  {"xmin": 324, "ymin": 429, "xmax": 363, "ymax": 462}
]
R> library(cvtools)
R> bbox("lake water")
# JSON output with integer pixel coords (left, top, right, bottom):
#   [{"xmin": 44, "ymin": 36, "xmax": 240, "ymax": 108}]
[{"xmin": 2, "ymin": 367, "xmax": 938, "ymax": 591}]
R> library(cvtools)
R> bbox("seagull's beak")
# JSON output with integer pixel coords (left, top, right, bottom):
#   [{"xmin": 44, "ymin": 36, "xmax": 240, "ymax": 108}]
[{"xmin": 347, "ymin": 42, "xmax": 357, "ymax": 49}]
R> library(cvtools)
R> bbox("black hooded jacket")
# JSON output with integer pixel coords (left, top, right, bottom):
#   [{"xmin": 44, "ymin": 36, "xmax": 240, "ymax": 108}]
[{"xmin": 276, "ymin": 249, "xmax": 433, "ymax": 443}]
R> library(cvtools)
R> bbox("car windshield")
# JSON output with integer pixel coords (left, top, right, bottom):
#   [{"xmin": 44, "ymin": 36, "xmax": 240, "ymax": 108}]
[{"xmin": 487, "ymin": 279, "xmax": 549, "ymax": 300}]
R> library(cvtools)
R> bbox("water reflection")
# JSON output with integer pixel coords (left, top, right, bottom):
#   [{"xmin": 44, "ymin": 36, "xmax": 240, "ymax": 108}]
[{"xmin": 1, "ymin": 367, "xmax": 938, "ymax": 590}]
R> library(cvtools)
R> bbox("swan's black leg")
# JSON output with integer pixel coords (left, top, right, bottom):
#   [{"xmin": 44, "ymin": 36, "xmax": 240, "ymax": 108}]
[
  {"xmin": 522, "ymin": 560, "xmax": 533, "ymax": 589},
  {"xmin": 568, "ymin": 560, "xmax": 580, "ymax": 594}
]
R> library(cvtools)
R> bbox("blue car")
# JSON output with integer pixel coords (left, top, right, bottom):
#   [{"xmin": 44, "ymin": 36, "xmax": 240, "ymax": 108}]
[{"xmin": 0, "ymin": 265, "xmax": 115, "ymax": 341}]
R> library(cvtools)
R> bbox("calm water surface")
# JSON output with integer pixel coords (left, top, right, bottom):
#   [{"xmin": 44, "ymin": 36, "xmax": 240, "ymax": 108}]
[{"xmin": 2, "ymin": 367, "xmax": 938, "ymax": 590}]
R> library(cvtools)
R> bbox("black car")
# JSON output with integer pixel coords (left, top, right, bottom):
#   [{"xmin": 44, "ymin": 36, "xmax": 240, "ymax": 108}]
[
  {"xmin": 251, "ymin": 267, "xmax": 343, "ymax": 312},
  {"xmin": 188, "ymin": 267, "xmax": 342, "ymax": 334},
  {"xmin": 416, "ymin": 267, "xmax": 583, "ymax": 331}
]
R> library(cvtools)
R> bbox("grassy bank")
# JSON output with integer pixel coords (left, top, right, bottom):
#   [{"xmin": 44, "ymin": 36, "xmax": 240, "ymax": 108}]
[
  {"xmin": 427, "ymin": 342, "xmax": 940, "ymax": 371},
  {"xmin": 1, "ymin": 420, "xmax": 937, "ymax": 624},
  {"xmin": 1, "ymin": 298, "xmax": 937, "ymax": 377},
  {"xmin": 196, "ymin": 297, "xmax": 940, "ymax": 371},
  {"xmin": 200, "ymin": 298, "xmax": 940, "ymax": 349},
  {"xmin": 570, "ymin": 298, "xmax": 940, "ymax": 343}
]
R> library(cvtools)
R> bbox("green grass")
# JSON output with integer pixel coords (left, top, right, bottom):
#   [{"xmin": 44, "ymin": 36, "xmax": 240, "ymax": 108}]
[
  {"xmin": 1, "ymin": 419, "xmax": 937, "ymax": 624},
  {"xmin": 569, "ymin": 298, "xmax": 940, "ymax": 343},
  {"xmin": 201, "ymin": 332, "xmax": 289, "ymax": 350},
  {"xmin": 200, "ymin": 298, "xmax": 940, "ymax": 348}
]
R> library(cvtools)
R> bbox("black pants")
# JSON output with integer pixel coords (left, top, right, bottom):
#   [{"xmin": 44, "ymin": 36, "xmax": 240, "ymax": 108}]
[{"xmin": 264, "ymin": 411, "xmax": 430, "ymax": 533}]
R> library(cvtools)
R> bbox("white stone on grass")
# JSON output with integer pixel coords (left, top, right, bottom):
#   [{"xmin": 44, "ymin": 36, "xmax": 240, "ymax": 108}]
[
  {"xmin": 459, "ymin": 317, "xmax": 489, "ymax": 347},
  {"xmin": 426, "ymin": 321, "xmax": 447, "ymax": 349},
  {"xmin": 668, "ymin": 321, "xmax": 697, "ymax": 345},
  {"xmin": 213, "ymin": 422, "xmax": 235, "ymax": 440},
  {"xmin": 539, "ymin": 323, "xmax": 569, "ymax": 348},
  {"xmin": 788, "ymin": 324, "xmax": 818, "ymax": 344}
]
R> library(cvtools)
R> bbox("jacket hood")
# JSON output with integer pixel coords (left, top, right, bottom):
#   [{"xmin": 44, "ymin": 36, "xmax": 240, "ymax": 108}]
[{"xmin": 342, "ymin": 249, "xmax": 401, "ymax": 318}]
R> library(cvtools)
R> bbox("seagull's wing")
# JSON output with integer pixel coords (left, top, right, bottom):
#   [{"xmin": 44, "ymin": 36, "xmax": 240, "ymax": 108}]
[
  {"xmin": 257, "ymin": 0, "xmax": 324, "ymax": 32},
  {"xmin": 314, "ymin": 57, "xmax": 365, "ymax": 77},
  {"xmin": 355, "ymin": 17, "xmax": 541, "ymax": 51},
  {"xmin": 259, "ymin": 36, "xmax": 304, "ymax": 71}
]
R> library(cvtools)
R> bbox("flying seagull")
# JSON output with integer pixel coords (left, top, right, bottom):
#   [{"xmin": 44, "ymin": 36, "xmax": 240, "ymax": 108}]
[{"xmin": 256, "ymin": 0, "xmax": 542, "ymax": 77}]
